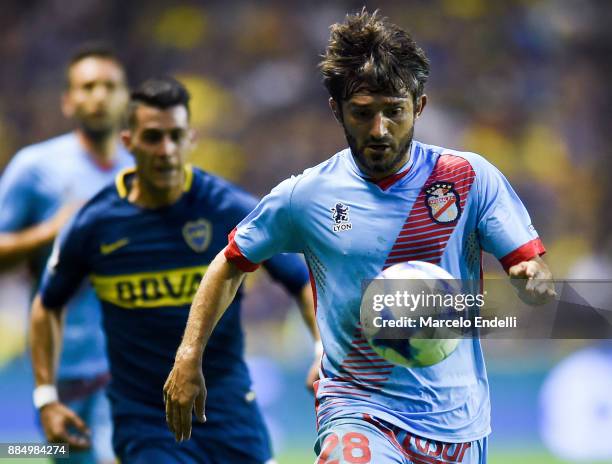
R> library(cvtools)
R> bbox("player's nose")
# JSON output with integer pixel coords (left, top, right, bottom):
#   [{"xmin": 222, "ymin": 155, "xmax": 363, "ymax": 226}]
[
  {"xmin": 91, "ymin": 83, "xmax": 109, "ymax": 103},
  {"xmin": 369, "ymin": 112, "xmax": 389, "ymax": 139},
  {"xmin": 157, "ymin": 135, "xmax": 177, "ymax": 157}
]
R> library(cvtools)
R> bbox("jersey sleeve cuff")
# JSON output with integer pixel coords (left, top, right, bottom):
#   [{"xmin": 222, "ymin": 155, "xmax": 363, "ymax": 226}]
[
  {"xmin": 499, "ymin": 237, "xmax": 546, "ymax": 273},
  {"xmin": 40, "ymin": 291, "xmax": 64, "ymax": 312},
  {"xmin": 224, "ymin": 228, "xmax": 260, "ymax": 272}
]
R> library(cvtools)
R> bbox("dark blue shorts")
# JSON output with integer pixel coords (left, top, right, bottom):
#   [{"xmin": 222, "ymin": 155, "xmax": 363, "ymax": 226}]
[{"xmin": 111, "ymin": 395, "xmax": 273, "ymax": 464}]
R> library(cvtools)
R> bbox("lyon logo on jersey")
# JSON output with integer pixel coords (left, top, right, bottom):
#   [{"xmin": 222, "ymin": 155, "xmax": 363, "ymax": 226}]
[
  {"xmin": 330, "ymin": 202, "xmax": 352, "ymax": 232},
  {"xmin": 425, "ymin": 182, "xmax": 461, "ymax": 224}
]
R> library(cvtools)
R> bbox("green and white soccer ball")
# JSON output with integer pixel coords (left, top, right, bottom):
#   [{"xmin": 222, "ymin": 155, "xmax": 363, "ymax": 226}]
[{"xmin": 361, "ymin": 261, "xmax": 461, "ymax": 368}]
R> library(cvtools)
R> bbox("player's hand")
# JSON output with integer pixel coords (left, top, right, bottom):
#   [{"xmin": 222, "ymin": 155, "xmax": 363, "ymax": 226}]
[
  {"xmin": 509, "ymin": 257, "xmax": 556, "ymax": 305},
  {"xmin": 163, "ymin": 349, "xmax": 206, "ymax": 442},
  {"xmin": 305, "ymin": 356, "xmax": 321, "ymax": 392},
  {"xmin": 39, "ymin": 402, "xmax": 90, "ymax": 450}
]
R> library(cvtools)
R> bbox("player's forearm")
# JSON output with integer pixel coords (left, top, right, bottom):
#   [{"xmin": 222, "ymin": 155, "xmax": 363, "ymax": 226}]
[
  {"xmin": 177, "ymin": 250, "xmax": 246, "ymax": 361},
  {"xmin": 0, "ymin": 204, "xmax": 77, "ymax": 270},
  {"xmin": 297, "ymin": 284, "xmax": 320, "ymax": 342},
  {"xmin": 30, "ymin": 295, "xmax": 63, "ymax": 386},
  {"xmin": 0, "ymin": 223, "xmax": 58, "ymax": 269}
]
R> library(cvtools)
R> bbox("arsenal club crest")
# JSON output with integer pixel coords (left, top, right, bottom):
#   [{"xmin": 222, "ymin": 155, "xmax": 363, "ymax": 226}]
[
  {"xmin": 182, "ymin": 219, "xmax": 212, "ymax": 252},
  {"xmin": 425, "ymin": 182, "xmax": 461, "ymax": 224}
]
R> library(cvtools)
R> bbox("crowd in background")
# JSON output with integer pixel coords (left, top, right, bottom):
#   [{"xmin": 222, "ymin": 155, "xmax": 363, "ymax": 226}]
[{"xmin": 1, "ymin": 0, "xmax": 609, "ymax": 273}]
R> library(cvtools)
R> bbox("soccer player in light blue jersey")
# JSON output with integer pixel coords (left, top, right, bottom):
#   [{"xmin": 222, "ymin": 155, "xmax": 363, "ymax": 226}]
[
  {"xmin": 0, "ymin": 45, "xmax": 131, "ymax": 463},
  {"xmin": 165, "ymin": 10, "xmax": 556, "ymax": 463}
]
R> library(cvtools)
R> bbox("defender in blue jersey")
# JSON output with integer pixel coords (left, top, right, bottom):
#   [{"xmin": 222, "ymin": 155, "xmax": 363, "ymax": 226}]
[
  {"xmin": 0, "ymin": 45, "xmax": 131, "ymax": 463},
  {"xmin": 165, "ymin": 10, "xmax": 556, "ymax": 464},
  {"xmin": 30, "ymin": 77, "xmax": 317, "ymax": 464}
]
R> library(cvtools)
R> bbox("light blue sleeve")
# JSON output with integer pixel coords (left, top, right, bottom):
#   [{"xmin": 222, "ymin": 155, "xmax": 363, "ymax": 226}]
[
  {"xmin": 475, "ymin": 156, "xmax": 544, "ymax": 267},
  {"xmin": 231, "ymin": 176, "xmax": 303, "ymax": 264},
  {"xmin": 0, "ymin": 149, "xmax": 43, "ymax": 231}
]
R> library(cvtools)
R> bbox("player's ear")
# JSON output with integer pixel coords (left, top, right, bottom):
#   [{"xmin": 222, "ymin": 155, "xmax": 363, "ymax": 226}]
[
  {"xmin": 329, "ymin": 98, "xmax": 342, "ymax": 124},
  {"xmin": 61, "ymin": 92, "xmax": 75, "ymax": 118},
  {"xmin": 414, "ymin": 94, "xmax": 427, "ymax": 119},
  {"xmin": 187, "ymin": 128, "xmax": 197, "ymax": 150},
  {"xmin": 120, "ymin": 129, "xmax": 132, "ymax": 149}
]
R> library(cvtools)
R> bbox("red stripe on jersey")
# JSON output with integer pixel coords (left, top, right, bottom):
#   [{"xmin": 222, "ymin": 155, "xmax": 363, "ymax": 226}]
[
  {"xmin": 499, "ymin": 237, "xmax": 546, "ymax": 273},
  {"xmin": 366, "ymin": 421, "xmax": 457, "ymax": 464},
  {"xmin": 383, "ymin": 154, "xmax": 476, "ymax": 269},
  {"xmin": 224, "ymin": 228, "xmax": 260, "ymax": 272},
  {"xmin": 341, "ymin": 364, "xmax": 394, "ymax": 372},
  {"xmin": 400, "ymin": 222, "xmax": 455, "ymax": 235},
  {"xmin": 371, "ymin": 165, "xmax": 412, "ymax": 191},
  {"xmin": 395, "ymin": 233, "xmax": 453, "ymax": 246},
  {"xmin": 388, "ymin": 242, "xmax": 449, "ymax": 257},
  {"xmin": 314, "ymin": 380, "xmax": 320, "ymax": 430},
  {"xmin": 320, "ymin": 324, "xmax": 394, "ymax": 397},
  {"xmin": 307, "ymin": 263, "xmax": 318, "ymax": 315},
  {"xmin": 342, "ymin": 359, "xmax": 392, "ymax": 366},
  {"xmin": 322, "ymin": 390, "xmax": 373, "ymax": 398}
]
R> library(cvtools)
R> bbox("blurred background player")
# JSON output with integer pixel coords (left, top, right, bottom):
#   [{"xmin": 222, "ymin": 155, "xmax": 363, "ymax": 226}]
[
  {"xmin": 0, "ymin": 43, "xmax": 131, "ymax": 463},
  {"xmin": 164, "ymin": 9, "xmax": 555, "ymax": 463},
  {"xmin": 30, "ymin": 77, "xmax": 318, "ymax": 463}
]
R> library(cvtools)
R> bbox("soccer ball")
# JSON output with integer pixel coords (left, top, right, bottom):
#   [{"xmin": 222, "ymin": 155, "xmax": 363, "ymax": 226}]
[{"xmin": 360, "ymin": 261, "xmax": 461, "ymax": 368}]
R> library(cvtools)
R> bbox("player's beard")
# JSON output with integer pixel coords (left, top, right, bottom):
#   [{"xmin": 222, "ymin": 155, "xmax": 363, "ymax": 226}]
[
  {"xmin": 345, "ymin": 125, "xmax": 414, "ymax": 178},
  {"xmin": 79, "ymin": 121, "xmax": 114, "ymax": 143}
]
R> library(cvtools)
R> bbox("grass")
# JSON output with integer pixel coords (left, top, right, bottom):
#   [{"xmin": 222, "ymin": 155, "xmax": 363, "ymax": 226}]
[{"xmin": 276, "ymin": 449, "xmax": 611, "ymax": 464}]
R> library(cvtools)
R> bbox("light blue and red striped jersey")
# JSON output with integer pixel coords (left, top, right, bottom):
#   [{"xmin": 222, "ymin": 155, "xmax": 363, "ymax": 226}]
[{"xmin": 225, "ymin": 140, "xmax": 545, "ymax": 442}]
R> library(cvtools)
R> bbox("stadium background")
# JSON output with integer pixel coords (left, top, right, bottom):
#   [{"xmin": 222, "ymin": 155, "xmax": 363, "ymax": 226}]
[{"xmin": 0, "ymin": 0, "xmax": 610, "ymax": 462}]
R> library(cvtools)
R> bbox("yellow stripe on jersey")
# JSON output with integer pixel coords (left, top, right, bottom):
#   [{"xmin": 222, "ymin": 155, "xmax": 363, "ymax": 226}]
[
  {"xmin": 183, "ymin": 164, "xmax": 194, "ymax": 192},
  {"xmin": 115, "ymin": 167, "xmax": 135, "ymax": 199},
  {"xmin": 90, "ymin": 265, "xmax": 208, "ymax": 309},
  {"xmin": 114, "ymin": 165, "xmax": 194, "ymax": 199}
]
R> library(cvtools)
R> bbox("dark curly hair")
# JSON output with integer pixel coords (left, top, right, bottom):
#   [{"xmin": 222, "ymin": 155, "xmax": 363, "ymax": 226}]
[{"xmin": 319, "ymin": 9, "xmax": 430, "ymax": 105}]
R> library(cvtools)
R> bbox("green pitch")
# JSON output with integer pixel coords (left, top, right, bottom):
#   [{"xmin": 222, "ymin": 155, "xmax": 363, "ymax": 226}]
[{"xmin": 276, "ymin": 448, "xmax": 609, "ymax": 464}]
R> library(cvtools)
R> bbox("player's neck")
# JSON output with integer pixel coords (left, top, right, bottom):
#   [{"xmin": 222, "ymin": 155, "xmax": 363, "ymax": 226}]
[
  {"xmin": 358, "ymin": 154, "xmax": 411, "ymax": 182},
  {"xmin": 76, "ymin": 129, "xmax": 118, "ymax": 169},
  {"xmin": 128, "ymin": 174, "xmax": 184, "ymax": 209}
]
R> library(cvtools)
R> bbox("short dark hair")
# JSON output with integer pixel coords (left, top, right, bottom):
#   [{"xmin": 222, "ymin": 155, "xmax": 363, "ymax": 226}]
[
  {"xmin": 127, "ymin": 77, "xmax": 191, "ymax": 128},
  {"xmin": 319, "ymin": 9, "xmax": 430, "ymax": 104},
  {"xmin": 65, "ymin": 42, "xmax": 125, "ymax": 87}
]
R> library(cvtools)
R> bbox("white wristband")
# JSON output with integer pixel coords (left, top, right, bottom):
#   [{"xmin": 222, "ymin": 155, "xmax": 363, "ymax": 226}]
[
  {"xmin": 33, "ymin": 385, "xmax": 58, "ymax": 409},
  {"xmin": 314, "ymin": 340, "xmax": 323, "ymax": 358}
]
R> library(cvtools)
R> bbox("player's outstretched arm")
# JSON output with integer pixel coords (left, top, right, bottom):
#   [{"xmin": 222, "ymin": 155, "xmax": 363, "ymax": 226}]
[
  {"xmin": 0, "ymin": 204, "xmax": 77, "ymax": 270},
  {"xmin": 508, "ymin": 255, "xmax": 557, "ymax": 305},
  {"xmin": 30, "ymin": 295, "xmax": 91, "ymax": 450},
  {"xmin": 164, "ymin": 249, "xmax": 246, "ymax": 442}
]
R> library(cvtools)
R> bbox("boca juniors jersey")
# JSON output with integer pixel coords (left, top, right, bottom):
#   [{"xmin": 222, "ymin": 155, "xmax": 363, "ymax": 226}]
[
  {"xmin": 40, "ymin": 166, "xmax": 308, "ymax": 422},
  {"xmin": 226, "ymin": 140, "xmax": 545, "ymax": 442}
]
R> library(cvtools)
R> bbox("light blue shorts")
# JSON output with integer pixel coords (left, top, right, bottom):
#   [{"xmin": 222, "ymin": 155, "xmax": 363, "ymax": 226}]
[
  {"xmin": 60, "ymin": 387, "xmax": 114, "ymax": 464},
  {"xmin": 315, "ymin": 414, "xmax": 487, "ymax": 464}
]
